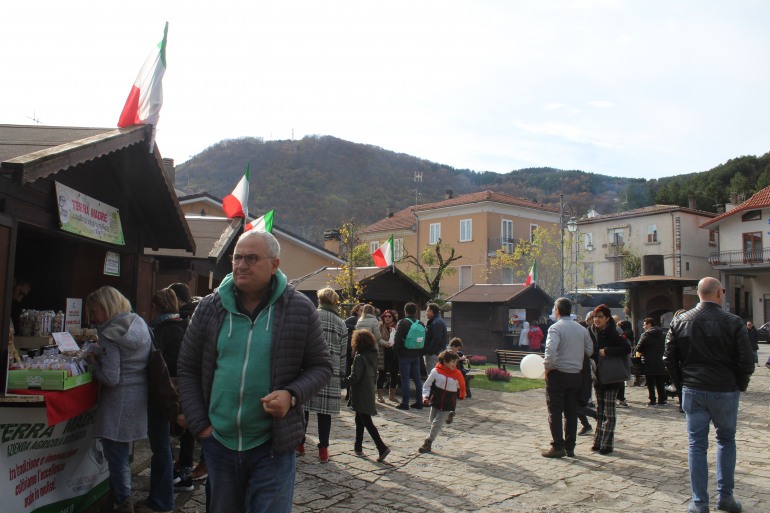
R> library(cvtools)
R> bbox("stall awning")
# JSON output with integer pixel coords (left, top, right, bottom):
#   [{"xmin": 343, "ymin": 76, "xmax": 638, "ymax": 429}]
[{"xmin": 0, "ymin": 124, "xmax": 195, "ymax": 253}]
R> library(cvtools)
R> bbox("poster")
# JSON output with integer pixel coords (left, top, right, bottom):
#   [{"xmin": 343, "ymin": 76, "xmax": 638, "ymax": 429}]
[
  {"xmin": 55, "ymin": 182, "xmax": 125, "ymax": 245},
  {"xmin": 508, "ymin": 309, "xmax": 526, "ymax": 331},
  {"xmin": 103, "ymin": 252, "xmax": 120, "ymax": 277},
  {"xmin": 64, "ymin": 299, "xmax": 82, "ymax": 333},
  {"xmin": 1, "ymin": 407, "xmax": 109, "ymax": 513}
]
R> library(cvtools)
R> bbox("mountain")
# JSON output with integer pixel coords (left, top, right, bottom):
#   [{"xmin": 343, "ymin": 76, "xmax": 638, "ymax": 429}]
[{"xmin": 174, "ymin": 135, "xmax": 769, "ymax": 243}]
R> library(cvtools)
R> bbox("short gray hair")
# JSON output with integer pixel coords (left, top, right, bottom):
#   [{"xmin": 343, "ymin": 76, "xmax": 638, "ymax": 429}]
[
  {"xmin": 554, "ymin": 297, "xmax": 572, "ymax": 317},
  {"xmin": 238, "ymin": 230, "xmax": 281, "ymax": 258}
]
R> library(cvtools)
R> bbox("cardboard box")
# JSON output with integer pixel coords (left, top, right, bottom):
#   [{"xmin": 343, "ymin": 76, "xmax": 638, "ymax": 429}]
[
  {"xmin": 7, "ymin": 369, "xmax": 92, "ymax": 390},
  {"xmin": 14, "ymin": 335, "xmax": 54, "ymax": 352}
]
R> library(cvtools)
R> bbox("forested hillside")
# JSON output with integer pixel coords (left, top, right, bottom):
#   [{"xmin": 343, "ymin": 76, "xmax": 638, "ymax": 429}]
[{"xmin": 175, "ymin": 135, "xmax": 768, "ymax": 242}]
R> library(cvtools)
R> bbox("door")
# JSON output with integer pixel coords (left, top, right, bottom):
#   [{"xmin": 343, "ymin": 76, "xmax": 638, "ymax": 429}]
[{"xmin": 0, "ymin": 214, "xmax": 16, "ymax": 394}]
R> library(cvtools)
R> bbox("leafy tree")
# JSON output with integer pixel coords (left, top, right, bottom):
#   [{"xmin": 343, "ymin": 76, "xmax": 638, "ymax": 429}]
[
  {"xmin": 729, "ymin": 172, "xmax": 751, "ymax": 197},
  {"xmin": 488, "ymin": 225, "xmax": 562, "ymax": 299},
  {"xmin": 329, "ymin": 220, "xmax": 366, "ymax": 303},
  {"xmin": 402, "ymin": 239, "xmax": 461, "ymax": 301},
  {"xmin": 621, "ymin": 250, "xmax": 642, "ymax": 308},
  {"xmin": 756, "ymin": 168, "xmax": 770, "ymax": 192}
]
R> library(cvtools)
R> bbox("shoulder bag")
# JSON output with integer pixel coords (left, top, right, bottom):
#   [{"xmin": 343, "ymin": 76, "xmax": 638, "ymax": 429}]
[
  {"xmin": 147, "ymin": 331, "xmax": 180, "ymax": 422},
  {"xmin": 597, "ymin": 353, "xmax": 632, "ymax": 385}
]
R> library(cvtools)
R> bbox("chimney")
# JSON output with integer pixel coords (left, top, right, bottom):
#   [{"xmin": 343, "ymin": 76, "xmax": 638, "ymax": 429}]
[
  {"xmin": 323, "ymin": 229, "xmax": 342, "ymax": 255},
  {"xmin": 688, "ymin": 196, "xmax": 697, "ymax": 209},
  {"xmin": 162, "ymin": 158, "xmax": 175, "ymax": 186},
  {"xmin": 445, "ymin": 189, "xmax": 453, "ymax": 200},
  {"xmin": 730, "ymin": 192, "xmax": 738, "ymax": 205}
]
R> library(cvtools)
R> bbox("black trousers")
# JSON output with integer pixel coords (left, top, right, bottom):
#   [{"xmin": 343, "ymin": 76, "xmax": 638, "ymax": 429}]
[
  {"xmin": 646, "ymin": 374, "xmax": 668, "ymax": 404},
  {"xmin": 546, "ymin": 370, "xmax": 582, "ymax": 451}
]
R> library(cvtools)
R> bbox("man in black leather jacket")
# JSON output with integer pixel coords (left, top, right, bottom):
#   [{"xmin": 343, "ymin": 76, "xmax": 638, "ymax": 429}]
[{"xmin": 664, "ymin": 277, "xmax": 754, "ymax": 513}]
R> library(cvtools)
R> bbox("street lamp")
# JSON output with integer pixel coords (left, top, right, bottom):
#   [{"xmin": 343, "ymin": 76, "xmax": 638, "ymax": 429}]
[
  {"xmin": 567, "ymin": 217, "xmax": 578, "ymax": 299},
  {"xmin": 559, "ymin": 194, "xmax": 576, "ymax": 297}
]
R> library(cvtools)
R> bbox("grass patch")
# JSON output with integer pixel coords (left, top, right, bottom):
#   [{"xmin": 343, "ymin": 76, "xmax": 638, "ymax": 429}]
[{"xmin": 468, "ymin": 364, "xmax": 545, "ymax": 393}]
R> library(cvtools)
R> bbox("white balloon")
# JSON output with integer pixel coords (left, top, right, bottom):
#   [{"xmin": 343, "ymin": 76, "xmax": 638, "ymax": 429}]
[{"xmin": 520, "ymin": 354, "xmax": 545, "ymax": 379}]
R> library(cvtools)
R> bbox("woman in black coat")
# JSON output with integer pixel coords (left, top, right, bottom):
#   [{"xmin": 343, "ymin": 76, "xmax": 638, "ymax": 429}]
[
  {"xmin": 635, "ymin": 317, "xmax": 667, "ymax": 406},
  {"xmin": 589, "ymin": 305, "xmax": 631, "ymax": 455}
]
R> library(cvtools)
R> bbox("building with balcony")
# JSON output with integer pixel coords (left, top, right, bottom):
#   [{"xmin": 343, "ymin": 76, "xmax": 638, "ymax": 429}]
[
  {"xmin": 574, "ymin": 205, "xmax": 717, "ymax": 299},
  {"xmin": 360, "ymin": 190, "xmax": 559, "ymax": 299},
  {"xmin": 702, "ymin": 187, "xmax": 770, "ymax": 322}
]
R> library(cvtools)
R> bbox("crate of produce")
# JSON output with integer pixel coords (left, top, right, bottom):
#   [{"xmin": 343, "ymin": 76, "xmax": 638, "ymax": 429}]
[{"xmin": 7, "ymin": 370, "xmax": 92, "ymax": 391}]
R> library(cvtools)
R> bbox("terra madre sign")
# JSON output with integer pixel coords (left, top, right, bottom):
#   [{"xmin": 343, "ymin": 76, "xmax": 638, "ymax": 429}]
[{"xmin": 55, "ymin": 182, "xmax": 125, "ymax": 245}]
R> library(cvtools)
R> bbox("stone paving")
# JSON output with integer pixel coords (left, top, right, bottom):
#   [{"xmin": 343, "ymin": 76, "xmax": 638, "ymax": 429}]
[{"xmin": 129, "ymin": 345, "xmax": 770, "ymax": 513}]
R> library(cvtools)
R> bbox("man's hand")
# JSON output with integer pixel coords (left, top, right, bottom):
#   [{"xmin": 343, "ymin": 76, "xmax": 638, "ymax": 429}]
[
  {"xmin": 262, "ymin": 390, "xmax": 292, "ymax": 418},
  {"xmin": 197, "ymin": 425, "xmax": 213, "ymax": 440}
]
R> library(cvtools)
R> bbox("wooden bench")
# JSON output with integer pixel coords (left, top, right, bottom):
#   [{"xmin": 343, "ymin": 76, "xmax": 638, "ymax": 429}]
[{"xmin": 495, "ymin": 349, "xmax": 536, "ymax": 370}]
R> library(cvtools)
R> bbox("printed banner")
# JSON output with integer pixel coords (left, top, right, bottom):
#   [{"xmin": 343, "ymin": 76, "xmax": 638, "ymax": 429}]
[
  {"xmin": 1, "ymin": 407, "xmax": 109, "ymax": 513},
  {"xmin": 55, "ymin": 182, "xmax": 125, "ymax": 245}
]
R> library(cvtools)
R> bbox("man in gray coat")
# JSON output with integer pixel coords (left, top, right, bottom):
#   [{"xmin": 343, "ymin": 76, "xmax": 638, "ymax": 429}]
[
  {"xmin": 542, "ymin": 297, "xmax": 594, "ymax": 458},
  {"xmin": 177, "ymin": 231, "xmax": 332, "ymax": 513}
]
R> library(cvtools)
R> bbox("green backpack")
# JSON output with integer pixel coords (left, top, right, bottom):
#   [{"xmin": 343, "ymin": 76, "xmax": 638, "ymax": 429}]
[{"xmin": 404, "ymin": 318, "xmax": 426, "ymax": 350}]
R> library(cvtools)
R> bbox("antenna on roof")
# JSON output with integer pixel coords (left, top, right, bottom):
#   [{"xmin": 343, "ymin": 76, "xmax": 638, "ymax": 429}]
[
  {"xmin": 414, "ymin": 171, "xmax": 423, "ymax": 204},
  {"xmin": 27, "ymin": 112, "xmax": 42, "ymax": 125}
]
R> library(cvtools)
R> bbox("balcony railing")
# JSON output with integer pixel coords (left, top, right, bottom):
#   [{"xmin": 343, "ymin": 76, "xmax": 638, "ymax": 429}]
[
  {"xmin": 709, "ymin": 248, "xmax": 770, "ymax": 266},
  {"xmin": 605, "ymin": 242, "xmax": 625, "ymax": 259},
  {"xmin": 488, "ymin": 237, "xmax": 517, "ymax": 254}
]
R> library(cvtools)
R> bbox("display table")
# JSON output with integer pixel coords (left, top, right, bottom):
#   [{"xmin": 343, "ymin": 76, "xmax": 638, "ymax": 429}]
[
  {"xmin": 9, "ymin": 381, "xmax": 98, "ymax": 426},
  {"xmin": 1, "ymin": 383, "xmax": 108, "ymax": 513}
]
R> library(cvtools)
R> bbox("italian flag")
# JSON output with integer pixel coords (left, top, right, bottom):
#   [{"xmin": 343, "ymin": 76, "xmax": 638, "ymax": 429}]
[
  {"xmin": 245, "ymin": 210, "xmax": 274, "ymax": 233},
  {"xmin": 118, "ymin": 23, "xmax": 168, "ymax": 128},
  {"xmin": 525, "ymin": 262, "xmax": 537, "ymax": 286},
  {"xmin": 372, "ymin": 235, "xmax": 394, "ymax": 268},
  {"xmin": 222, "ymin": 165, "xmax": 250, "ymax": 219}
]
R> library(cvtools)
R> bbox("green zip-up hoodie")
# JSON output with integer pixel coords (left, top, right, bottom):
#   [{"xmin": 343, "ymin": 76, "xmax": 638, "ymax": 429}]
[{"xmin": 209, "ymin": 270, "xmax": 287, "ymax": 451}]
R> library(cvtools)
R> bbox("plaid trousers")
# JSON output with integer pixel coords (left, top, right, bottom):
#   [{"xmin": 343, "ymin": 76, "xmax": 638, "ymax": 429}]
[{"xmin": 594, "ymin": 384, "xmax": 619, "ymax": 450}]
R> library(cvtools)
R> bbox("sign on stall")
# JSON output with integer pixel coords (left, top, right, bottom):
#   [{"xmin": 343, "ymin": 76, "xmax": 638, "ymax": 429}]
[
  {"xmin": 65, "ymin": 299, "xmax": 82, "ymax": 333},
  {"xmin": 55, "ymin": 182, "xmax": 125, "ymax": 245},
  {"xmin": 1, "ymin": 407, "xmax": 108, "ymax": 513},
  {"xmin": 103, "ymin": 251, "xmax": 120, "ymax": 277}
]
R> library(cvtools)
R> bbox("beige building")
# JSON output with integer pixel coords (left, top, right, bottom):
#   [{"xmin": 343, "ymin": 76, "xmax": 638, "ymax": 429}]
[
  {"xmin": 361, "ymin": 190, "xmax": 560, "ymax": 299},
  {"xmin": 575, "ymin": 205, "xmax": 717, "ymax": 294},
  {"xmin": 703, "ymin": 188, "xmax": 770, "ymax": 322}
]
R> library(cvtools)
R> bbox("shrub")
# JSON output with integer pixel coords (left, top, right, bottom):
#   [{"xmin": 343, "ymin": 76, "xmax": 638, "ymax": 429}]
[
  {"xmin": 484, "ymin": 367, "xmax": 512, "ymax": 382},
  {"xmin": 469, "ymin": 354, "xmax": 487, "ymax": 365}
]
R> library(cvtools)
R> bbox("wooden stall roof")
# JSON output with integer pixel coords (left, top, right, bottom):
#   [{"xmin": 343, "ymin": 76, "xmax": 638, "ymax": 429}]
[
  {"xmin": 598, "ymin": 275, "xmax": 699, "ymax": 290},
  {"xmin": 448, "ymin": 283, "xmax": 553, "ymax": 304},
  {"xmin": 292, "ymin": 266, "xmax": 431, "ymax": 302},
  {"xmin": 0, "ymin": 124, "xmax": 194, "ymax": 253}
]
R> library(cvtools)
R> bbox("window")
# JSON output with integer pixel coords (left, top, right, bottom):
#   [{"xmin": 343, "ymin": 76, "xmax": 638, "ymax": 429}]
[
  {"xmin": 609, "ymin": 228, "xmax": 624, "ymax": 245},
  {"xmin": 583, "ymin": 233, "xmax": 593, "ymax": 250},
  {"xmin": 584, "ymin": 263, "xmax": 594, "ymax": 285},
  {"xmin": 460, "ymin": 219, "xmax": 472, "ymax": 242},
  {"xmin": 647, "ymin": 224, "xmax": 658, "ymax": 243},
  {"xmin": 529, "ymin": 224, "xmax": 538, "ymax": 242},
  {"xmin": 394, "ymin": 238, "xmax": 404, "ymax": 261},
  {"xmin": 369, "ymin": 241, "xmax": 379, "ymax": 254},
  {"xmin": 741, "ymin": 210, "xmax": 761, "ymax": 222},
  {"xmin": 686, "ymin": 262, "xmax": 690, "ymax": 271},
  {"xmin": 709, "ymin": 230, "xmax": 718, "ymax": 246},
  {"xmin": 743, "ymin": 232, "xmax": 762, "ymax": 261},
  {"xmin": 501, "ymin": 220, "xmax": 513, "ymax": 253},
  {"xmin": 501, "ymin": 267, "xmax": 514, "ymax": 284},
  {"xmin": 429, "ymin": 223, "xmax": 441, "ymax": 244},
  {"xmin": 459, "ymin": 265, "xmax": 472, "ymax": 290}
]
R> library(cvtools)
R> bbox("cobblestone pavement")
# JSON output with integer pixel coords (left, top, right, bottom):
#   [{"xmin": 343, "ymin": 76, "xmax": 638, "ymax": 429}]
[{"xmin": 129, "ymin": 345, "xmax": 770, "ymax": 513}]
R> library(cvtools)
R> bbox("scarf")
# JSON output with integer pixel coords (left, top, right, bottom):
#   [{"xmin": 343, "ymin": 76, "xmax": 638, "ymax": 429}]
[
  {"xmin": 436, "ymin": 362, "xmax": 467, "ymax": 399},
  {"xmin": 152, "ymin": 312, "xmax": 180, "ymax": 327}
]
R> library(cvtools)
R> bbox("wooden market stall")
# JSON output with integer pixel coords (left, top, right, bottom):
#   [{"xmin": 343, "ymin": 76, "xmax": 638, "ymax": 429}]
[{"xmin": 0, "ymin": 124, "xmax": 194, "ymax": 513}]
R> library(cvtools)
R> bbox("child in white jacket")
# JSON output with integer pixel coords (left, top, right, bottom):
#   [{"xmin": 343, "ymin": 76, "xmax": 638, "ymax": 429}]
[{"xmin": 418, "ymin": 350, "xmax": 466, "ymax": 453}]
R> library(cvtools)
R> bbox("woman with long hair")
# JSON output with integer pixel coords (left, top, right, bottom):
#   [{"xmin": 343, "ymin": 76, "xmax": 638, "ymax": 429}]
[
  {"xmin": 355, "ymin": 304, "xmax": 384, "ymax": 401},
  {"xmin": 589, "ymin": 304, "xmax": 631, "ymax": 455},
  {"xmin": 378, "ymin": 309, "xmax": 401, "ymax": 402},
  {"xmin": 85, "ymin": 286, "xmax": 152, "ymax": 513}
]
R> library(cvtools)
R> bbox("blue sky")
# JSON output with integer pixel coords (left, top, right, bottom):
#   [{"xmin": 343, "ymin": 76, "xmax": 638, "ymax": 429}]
[{"xmin": 3, "ymin": 1, "xmax": 769, "ymax": 179}]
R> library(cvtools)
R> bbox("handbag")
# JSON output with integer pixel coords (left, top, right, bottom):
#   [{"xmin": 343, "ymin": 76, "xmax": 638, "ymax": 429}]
[
  {"xmin": 597, "ymin": 353, "xmax": 632, "ymax": 385},
  {"xmin": 147, "ymin": 331, "xmax": 180, "ymax": 422}
]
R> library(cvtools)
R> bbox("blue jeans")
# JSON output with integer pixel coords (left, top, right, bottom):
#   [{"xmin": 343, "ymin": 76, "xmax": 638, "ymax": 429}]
[
  {"xmin": 398, "ymin": 356, "xmax": 423, "ymax": 406},
  {"xmin": 682, "ymin": 387, "xmax": 740, "ymax": 509},
  {"xmin": 200, "ymin": 436, "xmax": 296, "ymax": 513},
  {"xmin": 100, "ymin": 438, "xmax": 131, "ymax": 505},
  {"xmin": 147, "ymin": 409, "xmax": 174, "ymax": 511}
]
